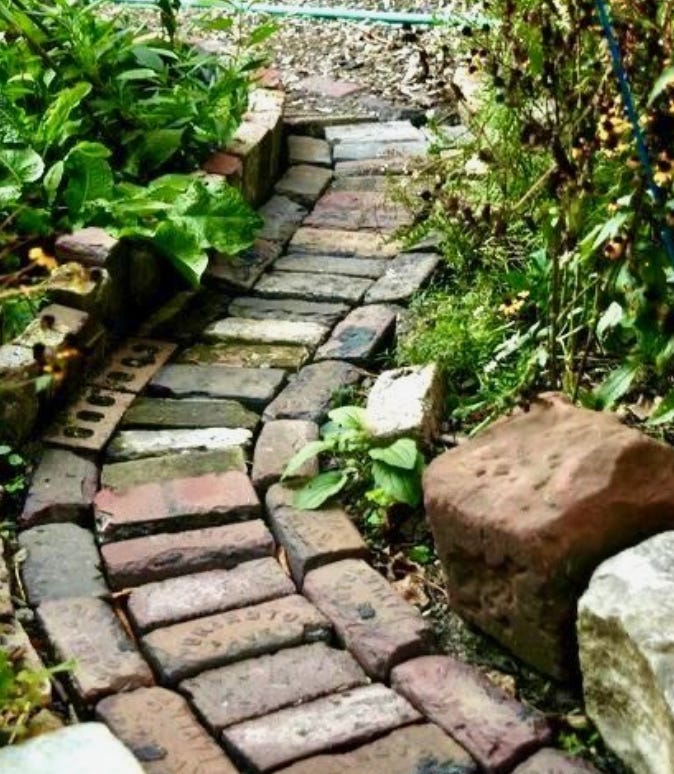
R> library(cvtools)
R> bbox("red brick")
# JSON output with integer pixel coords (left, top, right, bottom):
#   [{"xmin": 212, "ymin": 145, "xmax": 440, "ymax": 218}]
[
  {"xmin": 303, "ymin": 559, "xmax": 432, "ymax": 679},
  {"xmin": 202, "ymin": 152, "xmax": 243, "ymax": 178},
  {"xmin": 128, "ymin": 558, "xmax": 294, "ymax": 633},
  {"xmin": 181, "ymin": 642, "xmax": 368, "ymax": 730},
  {"xmin": 94, "ymin": 471, "xmax": 260, "ymax": 542},
  {"xmin": 96, "ymin": 687, "xmax": 238, "ymax": 773},
  {"xmin": 391, "ymin": 656, "xmax": 552, "ymax": 773},
  {"xmin": 37, "ymin": 597, "xmax": 154, "ymax": 705},
  {"xmin": 222, "ymin": 684, "xmax": 421, "ymax": 772},
  {"xmin": 101, "ymin": 521, "xmax": 274, "ymax": 589},
  {"xmin": 252, "ymin": 420, "xmax": 319, "ymax": 491},
  {"xmin": 142, "ymin": 595, "xmax": 330, "ymax": 683},
  {"xmin": 275, "ymin": 724, "xmax": 477, "ymax": 774},
  {"xmin": 304, "ymin": 191, "xmax": 413, "ymax": 232},
  {"xmin": 289, "ymin": 227, "xmax": 402, "ymax": 258}
]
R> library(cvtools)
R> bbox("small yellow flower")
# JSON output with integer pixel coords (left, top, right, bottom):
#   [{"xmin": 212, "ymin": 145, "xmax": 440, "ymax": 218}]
[
  {"xmin": 499, "ymin": 298, "xmax": 525, "ymax": 317},
  {"xmin": 28, "ymin": 247, "xmax": 58, "ymax": 272}
]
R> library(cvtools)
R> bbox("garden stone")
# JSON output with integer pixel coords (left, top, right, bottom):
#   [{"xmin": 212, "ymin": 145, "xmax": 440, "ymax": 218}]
[
  {"xmin": 0, "ymin": 343, "xmax": 34, "ymax": 371},
  {"xmin": 20, "ymin": 448, "xmax": 99, "ymax": 529},
  {"xmin": 275, "ymin": 164, "xmax": 333, "ymax": 207},
  {"xmin": 315, "ymin": 304, "xmax": 397, "ymax": 363},
  {"xmin": 513, "ymin": 750, "xmax": 599, "ymax": 773},
  {"xmin": 287, "ymin": 135, "xmax": 332, "ymax": 167},
  {"xmin": 325, "ymin": 120, "xmax": 425, "ymax": 146},
  {"xmin": 365, "ymin": 363, "xmax": 444, "ymax": 444},
  {"xmin": 329, "ymin": 175, "xmax": 390, "ymax": 192},
  {"xmin": 203, "ymin": 317, "xmax": 329, "ymax": 348},
  {"xmin": 206, "ymin": 238, "xmax": 281, "ymax": 291},
  {"xmin": 254, "ymin": 272, "xmax": 372, "ymax": 305},
  {"xmin": 106, "ymin": 427, "xmax": 252, "ymax": 462},
  {"xmin": 19, "ymin": 523, "xmax": 106, "ymax": 605},
  {"xmin": 578, "ymin": 532, "xmax": 674, "ymax": 774},
  {"xmin": 178, "ymin": 342, "xmax": 310, "ymax": 370},
  {"xmin": 364, "ymin": 252, "xmax": 440, "ymax": 304},
  {"xmin": 277, "ymin": 253, "xmax": 388, "ymax": 279},
  {"xmin": 228, "ymin": 296, "xmax": 348, "ymax": 327},
  {"xmin": 0, "ymin": 723, "xmax": 145, "ymax": 774},
  {"xmin": 120, "ymin": 397, "xmax": 259, "ymax": 431},
  {"xmin": 424, "ymin": 392, "xmax": 674, "ymax": 678},
  {"xmin": 55, "ymin": 227, "xmax": 118, "ymax": 267},
  {"xmin": 304, "ymin": 191, "xmax": 412, "ymax": 232},
  {"xmin": 101, "ymin": 448, "xmax": 247, "ymax": 490},
  {"xmin": 252, "ymin": 419, "xmax": 319, "ymax": 491},
  {"xmin": 333, "ymin": 140, "xmax": 428, "ymax": 163},
  {"xmin": 15, "ymin": 303, "xmax": 93, "ymax": 350},
  {"xmin": 258, "ymin": 195, "xmax": 308, "ymax": 243},
  {"xmin": 289, "ymin": 227, "xmax": 402, "ymax": 258}
]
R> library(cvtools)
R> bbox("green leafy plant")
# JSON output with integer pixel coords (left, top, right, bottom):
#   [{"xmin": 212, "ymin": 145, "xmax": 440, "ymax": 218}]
[
  {"xmin": 0, "ymin": 445, "xmax": 27, "ymax": 496},
  {"xmin": 283, "ymin": 406, "xmax": 425, "ymax": 513}
]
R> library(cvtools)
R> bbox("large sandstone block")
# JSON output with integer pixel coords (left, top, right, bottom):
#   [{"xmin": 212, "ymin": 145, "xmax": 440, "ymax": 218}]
[
  {"xmin": 578, "ymin": 532, "xmax": 674, "ymax": 774},
  {"xmin": 424, "ymin": 393, "xmax": 674, "ymax": 678}
]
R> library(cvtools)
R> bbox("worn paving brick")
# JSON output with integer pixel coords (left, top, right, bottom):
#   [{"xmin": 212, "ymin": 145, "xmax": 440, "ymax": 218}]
[
  {"xmin": 333, "ymin": 140, "xmax": 428, "ymax": 163},
  {"xmin": 391, "ymin": 656, "xmax": 553, "ymax": 773},
  {"xmin": 325, "ymin": 121, "xmax": 425, "ymax": 146},
  {"xmin": 101, "ymin": 449, "xmax": 246, "ymax": 490},
  {"xmin": 276, "ymin": 253, "xmax": 388, "ymax": 279},
  {"xmin": 330, "ymin": 175, "xmax": 390, "ymax": 192},
  {"xmin": 263, "ymin": 361, "xmax": 361, "ymax": 423},
  {"xmin": 223, "ymin": 684, "xmax": 421, "ymax": 772},
  {"xmin": 102, "ymin": 520, "xmax": 275, "ymax": 590},
  {"xmin": 275, "ymin": 164, "xmax": 333, "ymax": 207},
  {"xmin": 182, "ymin": 642, "xmax": 367, "ymax": 732},
  {"xmin": 275, "ymin": 723, "xmax": 478, "ymax": 774},
  {"xmin": 178, "ymin": 342, "xmax": 311, "ymax": 370},
  {"xmin": 364, "ymin": 252, "xmax": 440, "ymax": 304},
  {"xmin": 290, "ymin": 227, "xmax": 402, "ymax": 258},
  {"xmin": 258, "ymin": 195, "xmax": 308, "ymax": 243},
  {"xmin": 513, "ymin": 749, "xmax": 600, "ymax": 773},
  {"xmin": 20, "ymin": 523, "xmax": 107, "ymax": 605},
  {"xmin": 303, "ymin": 559, "xmax": 432, "ymax": 679},
  {"xmin": 287, "ymin": 135, "xmax": 332, "ymax": 167},
  {"xmin": 37, "ymin": 597, "xmax": 154, "ymax": 705},
  {"xmin": 128, "ymin": 558, "xmax": 294, "ymax": 633},
  {"xmin": 315, "ymin": 304, "xmax": 397, "ymax": 364},
  {"xmin": 96, "ymin": 687, "xmax": 239, "ymax": 774},
  {"xmin": 94, "ymin": 471, "xmax": 260, "ymax": 542},
  {"xmin": 120, "ymin": 397, "xmax": 259, "ymax": 431},
  {"xmin": 15, "ymin": 303, "xmax": 93, "ymax": 350},
  {"xmin": 142, "ymin": 595, "xmax": 330, "ymax": 683},
  {"xmin": 229, "ymin": 296, "xmax": 348, "ymax": 327},
  {"xmin": 252, "ymin": 420, "xmax": 319, "ymax": 491},
  {"xmin": 203, "ymin": 317, "xmax": 329, "ymax": 348},
  {"xmin": 334, "ymin": 157, "xmax": 411, "ymax": 177},
  {"xmin": 304, "ymin": 191, "xmax": 413, "ymax": 232},
  {"xmin": 106, "ymin": 427, "xmax": 252, "ymax": 463},
  {"xmin": 150, "ymin": 364, "xmax": 286, "ymax": 408},
  {"xmin": 254, "ymin": 272, "xmax": 372, "ymax": 305},
  {"xmin": 296, "ymin": 75, "xmax": 364, "ymax": 98},
  {"xmin": 20, "ymin": 448, "xmax": 98, "ymax": 529},
  {"xmin": 206, "ymin": 239, "xmax": 281, "ymax": 292}
]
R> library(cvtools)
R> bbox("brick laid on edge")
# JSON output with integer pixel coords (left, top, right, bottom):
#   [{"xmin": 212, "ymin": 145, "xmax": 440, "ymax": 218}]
[
  {"xmin": 181, "ymin": 642, "xmax": 368, "ymax": 731},
  {"xmin": 252, "ymin": 420, "xmax": 319, "ymax": 491},
  {"xmin": 228, "ymin": 296, "xmax": 349, "ymax": 327},
  {"xmin": 94, "ymin": 471, "xmax": 260, "ymax": 542},
  {"xmin": 203, "ymin": 317, "xmax": 329, "ymax": 349},
  {"xmin": 303, "ymin": 558, "xmax": 432, "ymax": 679},
  {"xmin": 102, "ymin": 520, "xmax": 275, "ymax": 590},
  {"xmin": 128, "ymin": 558, "xmax": 294, "ymax": 633},
  {"xmin": 391, "ymin": 656, "xmax": 553, "ymax": 773},
  {"xmin": 290, "ymin": 227, "xmax": 402, "ymax": 258},
  {"xmin": 275, "ymin": 164, "xmax": 333, "ymax": 207},
  {"xmin": 315, "ymin": 304, "xmax": 397, "ymax": 364},
  {"xmin": 37, "ymin": 597, "xmax": 154, "ymax": 705},
  {"xmin": 142, "ymin": 594, "xmax": 331, "ymax": 683},
  {"xmin": 364, "ymin": 252, "xmax": 440, "ymax": 304},
  {"xmin": 254, "ymin": 271, "xmax": 373, "ymax": 305},
  {"xmin": 96, "ymin": 687, "xmax": 239, "ymax": 774},
  {"xmin": 120, "ymin": 397, "xmax": 259, "ymax": 431},
  {"xmin": 222, "ymin": 684, "xmax": 421, "ymax": 772},
  {"xmin": 106, "ymin": 427, "xmax": 252, "ymax": 463},
  {"xmin": 276, "ymin": 253, "xmax": 388, "ymax": 279}
]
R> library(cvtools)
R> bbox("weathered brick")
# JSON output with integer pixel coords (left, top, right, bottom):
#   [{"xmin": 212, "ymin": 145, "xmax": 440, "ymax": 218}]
[
  {"xmin": 330, "ymin": 175, "xmax": 390, "ymax": 192},
  {"xmin": 275, "ymin": 723, "xmax": 478, "ymax": 774},
  {"xmin": 275, "ymin": 165, "xmax": 333, "ymax": 207},
  {"xmin": 325, "ymin": 121, "xmax": 425, "ymax": 146},
  {"xmin": 96, "ymin": 687, "xmax": 238, "ymax": 774},
  {"xmin": 15, "ymin": 304, "xmax": 94, "ymax": 351},
  {"xmin": 333, "ymin": 140, "xmax": 428, "ymax": 163},
  {"xmin": 178, "ymin": 342, "xmax": 310, "ymax": 370},
  {"xmin": 263, "ymin": 361, "xmax": 361, "ymax": 423},
  {"xmin": 391, "ymin": 656, "xmax": 552, "ymax": 773},
  {"xmin": 106, "ymin": 427, "xmax": 252, "ymax": 462},
  {"xmin": 55, "ymin": 227, "xmax": 118, "ymax": 267},
  {"xmin": 206, "ymin": 239, "xmax": 280, "ymax": 291},
  {"xmin": 203, "ymin": 317, "xmax": 329, "ymax": 348},
  {"xmin": 128, "ymin": 558, "xmax": 294, "ymax": 633},
  {"xmin": 19, "ymin": 524, "xmax": 107, "ymax": 605},
  {"xmin": 182, "ymin": 642, "xmax": 367, "ymax": 731},
  {"xmin": 303, "ymin": 559, "xmax": 432, "ymax": 679},
  {"xmin": 101, "ymin": 449, "xmax": 246, "ymax": 490},
  {"xmin": 37, "ymin": 597, "xmax": 154, "ymax": 705},
  {"xmin": 287, "ymin": 135, "xmax": 332, "ymax": 167},
  {"xmin": 252, "ymin": 420, "xmax": 319, "ymax": 491},
  {"xmin": 334, "ymin": 157, "xmax": 411, "ymax": 177},
  {"xmin": 20, "ymin": 448, "xmax": 98, "ymax": 529},
  {"xmin": 304, "ymin": 191, "xmax": 413, "ymax": 232},
  {"xmin": 296, "ymin": 76, "xmax": 364, "ymax": 99},
  {"xmin": 120, "ymin": 397, "xmax": 259, "ymax": 431},
  {"xmin": 513, "ymin": 749, "xmax": 600, "ymax": 773},
  {"xmin": 315, "ymin": 304, "xmax": 397, "ymax": 363},
  {"xmin": 258, "ymin": 195, "xmax": 308, "ymax": 243},
  {"xmin": 290, "ymin": 227, "xmax": 402, "ymax": 258},
  {"xmin": 229, "ymin": 296, "xmax": 348, "ymax": 327},
  {"xmin": 255, "ymin": 272, "xmax": 373, "ymax": 305},
  {"xmin": 267, "ymin": 485, "xmax": 368, "ymax": 584},
  {"xmin": 364, "ymin": 252, "xmax": 440, "ymax": 304},
  {"xmin": 223, "ymin": 684, "xmax": 421, "ymax": 772},
  {"xmin": 102, "ymin": 520, "xmax": 274, "ymax": 590},
  {"xmin": 94, "ymin": 471, "xmax": 260, "ymax": 542},
  {"xmin": 150, "ymin": 364, "xmax": 286, "ymax": 408},
  {"xmin": 142, "ymin": 595, "xmax": 330, "ymax": 683},
  {"xmin": 276, "ymin": 253, "xmax": 388, "ymax": 279}
]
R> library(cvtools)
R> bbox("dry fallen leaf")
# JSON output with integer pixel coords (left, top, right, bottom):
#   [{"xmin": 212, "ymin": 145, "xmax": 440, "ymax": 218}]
[{"xmin": 393, "ymin": 573, "xmax": 429, "ymax": 608}]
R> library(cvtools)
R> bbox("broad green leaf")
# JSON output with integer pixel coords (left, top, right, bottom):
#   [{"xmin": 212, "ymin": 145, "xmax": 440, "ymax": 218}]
[
  {"xmin": 63, "ymin": 149, "xmax": 114, "ymax": 219},
  {"xmin": 293, "ymin": 471, "xmax": 348, "ymax": 510},
  {"xmin": 594, "ymin": 362, "xmax": 639, "ymax": 410},
  {"xmin": 38, "ymin": 82, "xmax": 91, "ymax": 150},
  {"xmin": 204, "ymin": 17, "xmax": 234, "ymax": 32},
  {"xmin": 282, "ymin": 440, "xmax": 331, "ymax": 480},
  {"xmin": 372, "ymin": 460, "xmax": 422, "ymax": 507},
  {"xmin": 116, "ymin": 68, "xmax": 161, "ymax": 82},
  {"xmin": 125, "ymin": 128, "xmax": 184, "ymax": 175},
  {"xmin": 151, "ymin": 219, "xmax": 208, "ymax": 287},
  {"xmin": 647, "ymin": 389, "xmax": 674, "ymax": 426},
  {"xmin": 0, "ymin": 147, "xmax": 44, "ymax": 185},
  {"xmin": 0, "ymin": 184, "xmax": 21, "ymax": 207},
  {"xmin": 247, "ymin": 22, "xmax": 278, "ymax": 47},
  {"xmin": 596, "ymin": 301, "xmax": 624, "ymax": 340},
  {"xmin": 369, "ymin": 438, "xmax": 419, "ymax": 470},
  {"xmin": 649, "ymin": 66, "xmax": 674, "ymax": 105},
  {"xmin": 132, "ymin": 45, "xmax": 166, "ymax": 71},
  {"xmin": 327, "ymin": 406, "xmax": 367, "ymax": 430},
  {"xmin": 43, "ymin": 161, "xmax": 64, "ymax": 205},
  {"xmin": 408, "ymin": 545, "xmax": 433, "ymax": 565}
]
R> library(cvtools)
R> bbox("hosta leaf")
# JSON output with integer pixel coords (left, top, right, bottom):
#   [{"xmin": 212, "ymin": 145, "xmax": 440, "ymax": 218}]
[
  {"xmin": 43, "ymin": 161, "xmax": 64, "ymax": 205},
  {"xmin": 151, "ymin": 219, "xmax": 208, "ymax": 287},
  {"xmin": 294, "ymin": 471, "xmax": 348, "ymax": 510},
  {"xmin": 369, "ymin": 438, "xmax": 419, "ymax": 470},
  {"xmin": 0, "ymin": 147, "xmax": 44, "ymax": 185},
  {"xmin": 372, "ymin": 460, "xmax": 422, "ymax": 507},
  {"xmin": 328, "ymin": 405, "xmax": 367, "ymax": 430},
  {"xmin": 282, "ymin": 440, "xmax": 331, "ymax": 480}
]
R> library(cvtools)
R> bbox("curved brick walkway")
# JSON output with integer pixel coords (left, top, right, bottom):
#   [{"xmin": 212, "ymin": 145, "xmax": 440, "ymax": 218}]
[{"xmin": 14, "ymin": 121, "xmax": 579, "ymax": 773}]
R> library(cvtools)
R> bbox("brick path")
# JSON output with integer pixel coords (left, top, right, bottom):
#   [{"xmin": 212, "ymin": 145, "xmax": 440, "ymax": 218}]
[{"xmin": 17, "ymin": 121, "xmax": 580, "ymax": 772}]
